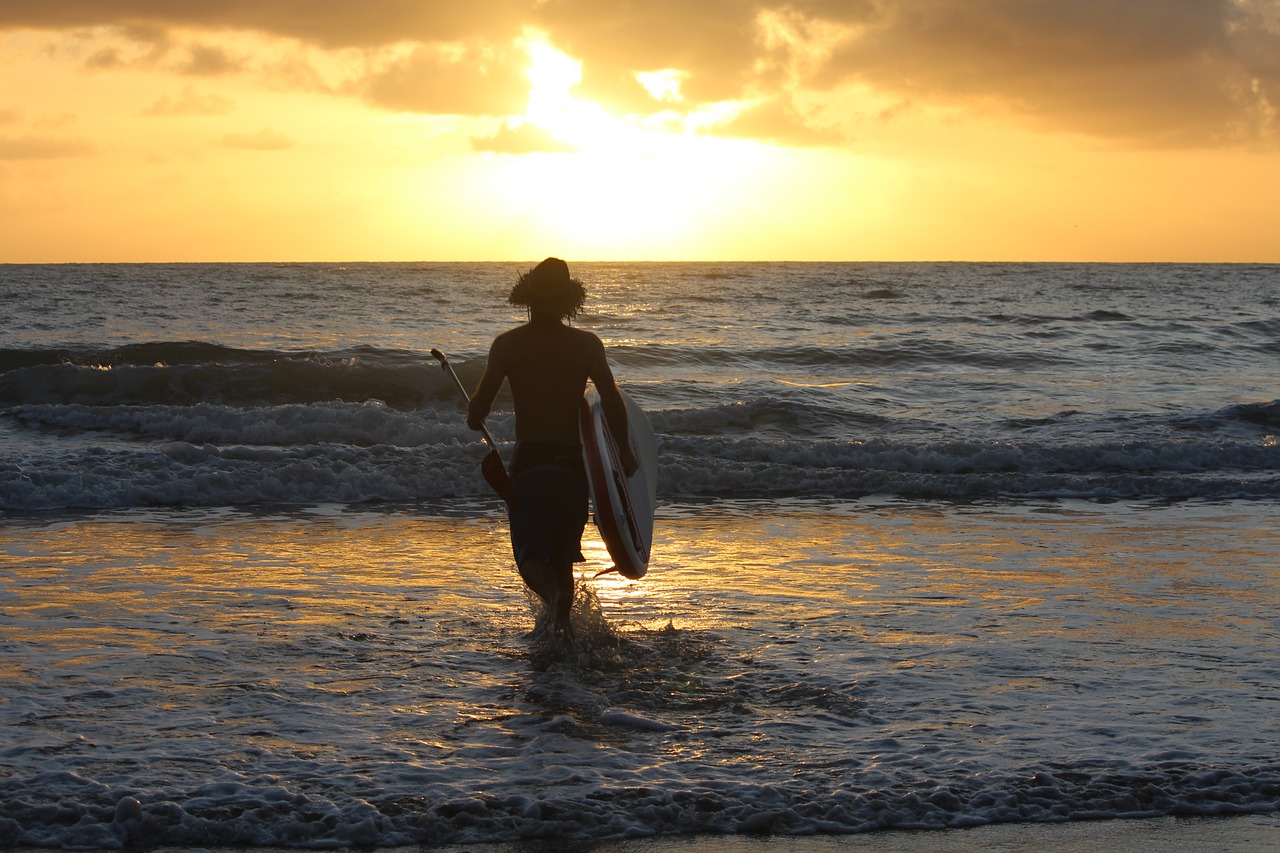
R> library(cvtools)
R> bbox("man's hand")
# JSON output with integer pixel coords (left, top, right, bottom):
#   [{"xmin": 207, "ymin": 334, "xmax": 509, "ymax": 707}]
[{"xmin": 466, "ymin": 396, "xmax": 488, "ymax": 432}]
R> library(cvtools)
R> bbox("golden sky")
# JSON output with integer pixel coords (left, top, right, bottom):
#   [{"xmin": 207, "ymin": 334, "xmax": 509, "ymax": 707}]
[{"xmin": 2, "ymin": 1, "xmax": 1278, "ymax": 262}]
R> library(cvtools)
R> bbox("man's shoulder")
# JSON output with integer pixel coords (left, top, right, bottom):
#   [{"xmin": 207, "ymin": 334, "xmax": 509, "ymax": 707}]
[
  {"xmin": 565, "ymin": 325, "xmax": 604, "ymax": 346},
  {"xmin": 493, "ymin": 326, "xmax": 523, "ymax": 343},
  {"xmin": 502, "ymin": 323, "xmax": 602, "ymax": 348}
]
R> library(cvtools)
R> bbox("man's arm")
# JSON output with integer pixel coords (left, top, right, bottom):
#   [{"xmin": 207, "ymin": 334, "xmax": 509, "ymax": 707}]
[
  {"xmin": 467, "ymin": 339, "xmax": 506, "ymax": 431},
  {"xmin": 587, "ymin": 337, "xmax": 640, "ymax": 476}
]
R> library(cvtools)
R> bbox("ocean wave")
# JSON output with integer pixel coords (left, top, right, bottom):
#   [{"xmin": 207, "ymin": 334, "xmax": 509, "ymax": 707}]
[
  {"xmin": 0, "ymin": 442, "xmax": 480, "ymax": 511},
  {"xmin": 652, "ymin": 397, "xmax": 889, "ymax": 438},
  {"xmin": 3, "ymin": 333, "xmax": 1275, "ymax": 510},
  {"xmin": 609, "ymin": 341, "xmax": 1070, "ymax": 371},
  {"xmin": 1, "ymin": 759, "xmax": 1275, "ymax": 847},
  {"xmin": 3, "ymin": 426, "xmax": 1275, "ymax": 512},
  {"xmin": 659, "ymin": 431, "xmax": 1280, "ymax": 499},
  {"xmin": 8, "ymin": 402, "xmax": 462, "ymax": 448},
  {"xmin": 1222, "ymin": 400, "xmax": 1280, "ymax": 428},
  {"xmin": 0, "ymin": 344, "xmax": 457, "ymax": 408}
]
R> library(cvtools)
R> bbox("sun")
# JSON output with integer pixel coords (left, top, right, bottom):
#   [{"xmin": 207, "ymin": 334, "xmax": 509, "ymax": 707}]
[
  {"xmin": 521, "ymin": 35, "xmax": 629, "ymax": 151},
  {"xmin": 488, "ymin": 34, "xmax": 778, "ymax": 257}
]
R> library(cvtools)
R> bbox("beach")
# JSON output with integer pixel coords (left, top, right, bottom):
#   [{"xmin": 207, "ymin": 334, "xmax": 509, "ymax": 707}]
[
  {"xmin": 426, "ymin": 815, "xmax": 1280, "ymax": 852},
  {"xmin": 39, "ymin": 815, "xmax": 1264, "ymax": 853}
]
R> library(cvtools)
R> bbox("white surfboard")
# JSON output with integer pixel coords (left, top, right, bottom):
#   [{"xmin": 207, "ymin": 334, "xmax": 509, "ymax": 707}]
[{"xmin": 579, "ymin": 387, "xmax": 658, "ymax": 580}]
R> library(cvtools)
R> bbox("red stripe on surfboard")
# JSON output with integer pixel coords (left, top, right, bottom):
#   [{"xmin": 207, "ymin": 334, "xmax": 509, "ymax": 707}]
[
  {"xmin": 607, "ymin": 438, "xmax": 647, "ymax": 561},
  {"xmin": 580, "ymin": 396, "xmax": 643, "ymax": 578},
  {"xmin": 599, "ymin": 402, "xmax": 648, "ymax": 570}
]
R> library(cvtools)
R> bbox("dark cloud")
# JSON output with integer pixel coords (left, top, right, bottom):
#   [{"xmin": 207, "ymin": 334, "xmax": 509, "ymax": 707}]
[
  {"xmin": 357, "ymin": 44, "xmax": 528, "ymax": 116},
  {"xmin": 84, "ymin": 47, "xmax": 127, "ymax": 71},
  {"xmin": 178, "ymin": 43, "xmax": 241, "ymax": 76},
  {"xmin": 0, "ymin": 1, "xmax": 527, "ymax": 48},
  {"xmin": 4, "ymin": 0, "xmax": 1277, "ymax": 146},
  {"xmin": 534, "ymin": 0, "xmax": 760, "ymax": 106},
  {"xmin": 801, "ymin": 0, "xmax": 1278, "ymax": 145},
  {"xmin": 564, "ymin": 0, "xmax": 1279, "ymax": 146},
  {"xmin": 77, "ymin": 23, "xmax": 172, "ymax": 71}
]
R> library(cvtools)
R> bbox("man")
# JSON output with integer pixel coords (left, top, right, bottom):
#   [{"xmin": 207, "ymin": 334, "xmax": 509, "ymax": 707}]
[{"xmin": 467, "ymin": 258, "xmax": 638, "ymax": 637}]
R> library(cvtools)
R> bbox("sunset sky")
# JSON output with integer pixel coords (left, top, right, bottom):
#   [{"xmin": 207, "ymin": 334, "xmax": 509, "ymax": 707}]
[{"xmin": 2, "ymin": 1, "xmax": 1278, "ymax": 262}]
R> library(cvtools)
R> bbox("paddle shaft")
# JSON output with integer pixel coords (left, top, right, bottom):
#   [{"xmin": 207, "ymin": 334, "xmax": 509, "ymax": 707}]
[
  {"xmin": 430, "ymin": 348, "xmax": 501, "ymax": 453},
  {"xmin": 430, "ymin": 348, "xmax": 515, "ymax": 506}
]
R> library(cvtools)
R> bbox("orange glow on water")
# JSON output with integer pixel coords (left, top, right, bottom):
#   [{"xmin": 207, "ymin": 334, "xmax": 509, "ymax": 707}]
[{"xmin": 4, "ymin": 501, "xmax": 1273, "ymax": 663}]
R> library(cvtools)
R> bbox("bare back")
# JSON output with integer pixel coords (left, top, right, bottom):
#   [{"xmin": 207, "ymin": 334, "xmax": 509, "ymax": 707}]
[{"xmin": 473, "ymin": 319, "xmax": 614, "ymax": 446}]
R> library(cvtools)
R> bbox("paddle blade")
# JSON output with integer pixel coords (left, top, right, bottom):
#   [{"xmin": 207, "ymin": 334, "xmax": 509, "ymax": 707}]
[{"xmin": 481, "ymin": 449, "xmax": 516, "ymax": 506}]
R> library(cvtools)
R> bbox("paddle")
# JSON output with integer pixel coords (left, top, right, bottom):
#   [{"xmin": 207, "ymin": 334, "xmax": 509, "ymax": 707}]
[{"xmin": 430, "ymin": 348, "xmax": 516, "ymax": 506}]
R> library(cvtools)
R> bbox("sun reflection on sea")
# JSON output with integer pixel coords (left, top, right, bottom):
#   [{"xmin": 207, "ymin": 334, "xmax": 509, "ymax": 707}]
[{"xmin": 3, "ymin": 499, "xmax": 1277, "ymax": 825}]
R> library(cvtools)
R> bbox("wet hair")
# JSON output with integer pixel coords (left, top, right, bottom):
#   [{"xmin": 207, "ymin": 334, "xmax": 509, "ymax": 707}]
[{"xmin": 508, "ymin": 257, "xmax": 586, "ymax": 319}]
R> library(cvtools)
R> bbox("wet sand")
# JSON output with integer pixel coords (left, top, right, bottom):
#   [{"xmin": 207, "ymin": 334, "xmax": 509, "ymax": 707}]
[
  {"xmin": 600, "ymin": 815, "xmax": 1280, "ymax": 852},
  {"xmin": 84, "ymin": 814, "xmax": 1270, "ymax": 852}
]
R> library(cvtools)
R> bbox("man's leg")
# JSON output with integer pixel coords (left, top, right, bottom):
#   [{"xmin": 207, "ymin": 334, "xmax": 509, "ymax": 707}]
[
  {"xmin": 551, "ymin": 561, "xmax": 574, "ymax": 636},
  {"xmin": 510, "ymin": 462, "xmax": 586, "ymax": 638},
  {"xmin": 518, "ymin": 558, "xmax": 574, "ymax": 638},
  {"xmin": 518, "ymin": 558, "xmax": 557, "ymax": 607}
]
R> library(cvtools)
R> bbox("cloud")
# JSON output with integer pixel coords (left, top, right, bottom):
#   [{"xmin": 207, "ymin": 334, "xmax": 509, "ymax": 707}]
[
  {"xmin": 0, "ymin": 1, "xmax": 527, "ymax": 48},
  {"xmin": 531, "ymin": 0, "xmax": 1278, "ymax": 147},
  {"xmin": 471, "ymin": 120, "xmax": 577, "ymax": 153},
  {"xmin": 356, "ymin": 42, "xmax": 529, "ymax": 116},
  {"xmin": 0, "ymin": 134, "xmax": 94, "ymax": 159},
  {"xmin": 709, "ymin": 96, "xmax": 847, "ymax": 146},
  {"xmin": 535, "ymin": 0, "xmax": 761, "ymax": 106},
  {"xmin": 222, "ymin": 127, "xmax": 294, "ymax": 150},
  {"xmin": 77, "ymin": 22, "xmax": 171, "ymax": 70},
  {"xmin": 141, "ymin": 87, "xmax": 235, "ymax": 117},
  {"xmin": 3, "ymin": 0, "xmax": 1278, "ymax": 147},
  {"xmin": 553, "ymin": 1, "xmax": 1280, "ymax": 146},
  {"xmin": 177, "ymin": 43, "xmax": 241, "ymax": 76},
  {"xmin": 83, "ymin": 46, "xmax": 125, "ymax": 71},
  {"xmin": 799, "ymin": 0, "xmax": 1280, "ymax": 145}
]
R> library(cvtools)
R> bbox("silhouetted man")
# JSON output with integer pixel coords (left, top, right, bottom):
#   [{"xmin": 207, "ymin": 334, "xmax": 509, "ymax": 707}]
[{"xmin": 468, "ymin": 258, "xmax": 637, "ymax": 637}]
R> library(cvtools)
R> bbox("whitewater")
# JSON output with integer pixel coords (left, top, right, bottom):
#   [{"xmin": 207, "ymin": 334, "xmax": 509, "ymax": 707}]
[{"xmin": 1, "ymin": 262, "xmax": 1277, "ymax": 849}]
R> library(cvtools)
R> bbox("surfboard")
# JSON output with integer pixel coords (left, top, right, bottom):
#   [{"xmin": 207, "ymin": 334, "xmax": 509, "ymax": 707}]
[{"xmin": 579, "ymin": 387, "xmax": 658, "ymax": 580}]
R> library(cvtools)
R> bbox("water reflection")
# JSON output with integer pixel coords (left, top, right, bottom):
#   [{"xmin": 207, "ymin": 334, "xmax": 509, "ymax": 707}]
[{"xmin": 3, "ymin": 500, "xmax": 1276, "ymax": 789}]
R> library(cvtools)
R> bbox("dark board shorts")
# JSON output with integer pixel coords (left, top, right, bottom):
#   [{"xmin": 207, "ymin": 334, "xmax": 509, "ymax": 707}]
[{"xmin": 508, "ymin": 442, "xmax": 589, "ymax": 566}]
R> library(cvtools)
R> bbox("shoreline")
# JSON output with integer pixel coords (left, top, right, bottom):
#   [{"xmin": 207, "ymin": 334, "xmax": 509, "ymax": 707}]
[
  {"xmin": 437, "ymin": 815, "xmax": 1280, "ymax": 853},
  {"xmin": 11, "ymin": 814, "xmax": 1267, "ymax": 853}
]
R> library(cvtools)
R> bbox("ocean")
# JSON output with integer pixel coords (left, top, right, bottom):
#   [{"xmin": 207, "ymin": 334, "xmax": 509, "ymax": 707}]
[{"xmin": 1, "ymin": 262, "xmax": 1277, "ymax": 848}]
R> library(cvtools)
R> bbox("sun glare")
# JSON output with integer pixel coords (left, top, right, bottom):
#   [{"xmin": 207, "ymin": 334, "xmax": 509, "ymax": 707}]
[
  {"xmin": 524, "ymin": 37, "xmax": 583, "ymax": 114},
  {"xmin": 522, "ymin": 37, "xmax": 604, "ymax": 144},
  {"xmin": 635, "ymin": 70, "xmax": 687, "ymax": 103},
  {"xmin": 496, "ymin": 35, "xmax": 781, "ymax": 255}
]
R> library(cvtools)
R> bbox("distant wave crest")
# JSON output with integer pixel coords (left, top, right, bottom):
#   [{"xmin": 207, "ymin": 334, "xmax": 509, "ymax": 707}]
[{"xmin": 0, "ymin": 343, "xmax": 455, "ymax": 409}]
